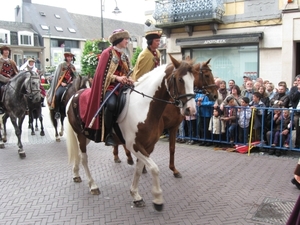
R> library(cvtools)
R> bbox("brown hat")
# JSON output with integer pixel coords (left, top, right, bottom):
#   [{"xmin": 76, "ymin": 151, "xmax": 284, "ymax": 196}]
[
  {"xmin": 0, "ymin": 45, "xmax": 11, "ymax": 52},
  {"xmin": 145, "ymin": 30, "xmax": 162, "ymax": 41},
  {"xmin": 109, "ymin": 29, "xmax": 130, "ymax": 45},
  {"xmin": 64, "ymin": 52, "xmax": 74, "ymax": 58}
]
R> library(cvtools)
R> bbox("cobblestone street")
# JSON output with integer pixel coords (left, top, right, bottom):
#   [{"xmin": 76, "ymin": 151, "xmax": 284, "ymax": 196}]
[{"xmin": 0, "ymin": 106, "xmax": 299, "ymax": 225}]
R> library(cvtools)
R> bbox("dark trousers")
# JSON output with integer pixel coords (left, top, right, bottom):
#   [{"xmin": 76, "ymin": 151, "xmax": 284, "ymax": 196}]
[
  {"xmin": 104, "ymin": 91, "xmax": 117, "ymax": 134},
  {"xmin": 55, "ymin": 86, "xmax": 66, "ymax": 112},
  {"xmin": 239, "ymin": 126, "xmax": 249, "ymax": 144},
  {"xmin": 294, "ymin": 114, "xmax": 300, "ymax": 147}
]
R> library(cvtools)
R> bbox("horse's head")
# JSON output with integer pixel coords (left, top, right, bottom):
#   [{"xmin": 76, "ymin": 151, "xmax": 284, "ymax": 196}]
[
  {"xmin": 166, "ymin": 54, "xmax": 196, "ymax": 116},
  {"xmin": 23, "ymin": 71, "xmax": 41, "ymax": 103},
  {"xmin": 193, "ymin": 59, "xmax": 218, "ymax": 101},
  {"xmin": 72, "ymin": 75, "xmax": 91, "ymax": 91}
]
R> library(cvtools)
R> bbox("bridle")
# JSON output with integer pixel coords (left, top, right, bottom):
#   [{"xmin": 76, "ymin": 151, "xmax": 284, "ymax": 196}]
[
  {"xmin": 166, "ymin": 73, "xmax": 195, "ymax": 107},
  {"xmin": 126, "ymin": 70, "xmax": 195, "ymax": 108},
  {"xmin": 198, "ymin": 63, "xmax": 216, "ymax": 94},
  {"xmin": 23, "ymin": 71, "xmax": 41, "ymax": 100}
]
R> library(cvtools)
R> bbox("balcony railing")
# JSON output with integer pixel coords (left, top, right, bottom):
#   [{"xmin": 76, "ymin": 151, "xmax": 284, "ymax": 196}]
[{"xmin": 153, "ymin": 0, "xmax": 225, "ymax": 25}]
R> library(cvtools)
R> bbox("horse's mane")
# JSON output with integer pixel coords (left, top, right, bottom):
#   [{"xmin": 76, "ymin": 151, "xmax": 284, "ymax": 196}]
[
  {"xmin": 135, "ymin": 65, "xmax": 167, "ymax": 87},
  {"xmin": 10, "ymin": 71, "xmax": 36, "ymax": 82}
]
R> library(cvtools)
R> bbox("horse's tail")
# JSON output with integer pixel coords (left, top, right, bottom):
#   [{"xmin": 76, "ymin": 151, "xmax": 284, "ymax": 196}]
[{"xmin": 65, "ymin": 96, "xmax": 80, "ymax": 164}]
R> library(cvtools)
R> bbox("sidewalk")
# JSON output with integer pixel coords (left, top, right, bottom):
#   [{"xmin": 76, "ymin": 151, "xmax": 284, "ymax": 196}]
[{"xmin": 0, "ymin": 107, "xmax": 299, "ymax": 224}]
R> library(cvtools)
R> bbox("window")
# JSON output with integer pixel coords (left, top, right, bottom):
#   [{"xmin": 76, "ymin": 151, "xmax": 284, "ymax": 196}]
[
  {"xmin": 0, "ymin": 29, "xmax": 9, "ymax": 44},
  {"xmin": 68, "ymin": 28, "xmax": 76, "ymax": 33},
  {"xmin": 54, "ymin": 14, "xmax": 60, "ymax": 19},
  {"xmin": 39, "ymin": 12, "xmax": 46, "ymax": 16},
  {"xmin": 40, "ymin": 25, "xmax": 49, "ymax": 30},
  {"xmin": 55, "ymin": 26, "xmax": 63, "ymax": 32},
  {"xmin": 18, "ymin": 31, "xmax": 33, "ymax": 46}
]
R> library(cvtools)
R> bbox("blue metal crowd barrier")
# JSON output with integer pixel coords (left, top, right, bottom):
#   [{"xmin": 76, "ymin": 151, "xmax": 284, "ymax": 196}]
[{"xmin": 178, "ymin": 105, "xmax": 300, "ymax": 153}]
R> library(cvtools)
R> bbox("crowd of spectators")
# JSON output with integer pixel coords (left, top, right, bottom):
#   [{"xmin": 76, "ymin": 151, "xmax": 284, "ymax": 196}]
[{"xmin": 177, "ymin": 74, "xmax": 300, "ymax": 157}]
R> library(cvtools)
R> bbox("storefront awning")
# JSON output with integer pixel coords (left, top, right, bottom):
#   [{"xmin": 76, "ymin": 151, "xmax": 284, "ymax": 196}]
[{"xmin": 176, "ymin": 33, "xmax": 263, "ymax": 47}]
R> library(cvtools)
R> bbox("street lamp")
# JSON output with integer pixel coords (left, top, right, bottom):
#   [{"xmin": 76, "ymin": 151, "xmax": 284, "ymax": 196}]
[{"xmin": 100, "ymin": 0, "xmax": 121, "ymax": 40}]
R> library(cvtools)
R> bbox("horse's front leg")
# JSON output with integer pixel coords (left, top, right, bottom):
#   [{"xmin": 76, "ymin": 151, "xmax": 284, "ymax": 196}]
[
  {"xmin": 2, "ymin": 113, "xmax": 8, "ymax": 143},
  {"xmin": 168, "ymin": 127, "xmax": 182, "ymax": 178},
  {"xmin": 11, "ymin": 116, "xmax": 25, "ymax": 158},
  {"xmin": 123, "ymin": 145, "xmax": 134, "ymax": 165},
  {"xmin": 39, "ymin": 115, "xmax": 45, "ymax": 136},
  {"xmin": 0, "ymin": 114, "xmax": 4, "ymax": 148},
  {"xmin": 29, "ymin": 113, "xmax": 35, "ymax": 135},
  {"xmin": 130, "ymin": 153, "xmax": 164, "ymax": 211},
  {"xmin": 113, "ymin": 145, "xmax": 121, "ymax": 163}
]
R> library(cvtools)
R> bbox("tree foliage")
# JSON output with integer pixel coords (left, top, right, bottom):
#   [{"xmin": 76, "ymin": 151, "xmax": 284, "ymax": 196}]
[
  {"xmin": 131, "ymin": 47, "xmax": 142, "ymax": 67},
  {"xmin": 81, "ymin": 40, "xmax": 110, "ymax": 78}
]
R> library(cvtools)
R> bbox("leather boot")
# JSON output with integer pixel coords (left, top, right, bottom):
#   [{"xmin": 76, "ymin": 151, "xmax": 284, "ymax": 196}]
[{"xmin": 104, "ymin": 108, "xmax": 117, "ymax": 146}]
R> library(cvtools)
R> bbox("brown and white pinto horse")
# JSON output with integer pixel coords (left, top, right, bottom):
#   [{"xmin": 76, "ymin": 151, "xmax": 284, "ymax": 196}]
[
  {"xmin": 113, "ymin": 59, "xmax": 217, "ymax": 178},
  {"xmin": 65, "ymin": 55, "xmax": 197, "ymax": 211}
]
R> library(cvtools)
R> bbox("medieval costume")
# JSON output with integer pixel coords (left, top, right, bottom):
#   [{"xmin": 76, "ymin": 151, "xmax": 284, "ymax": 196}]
[
  {"xmin": 47, "ymin": 52, "xmax": 76, "ymax": 118},
  {"xmin": 0, "ymin": 45, "xmax": 19, "ymax": 114},
  {"xmin": 132, "ymin": 30, "xmax": 161, "ymax": 81},
  {"xmin": 20, "ymin": 58, "xmax": 46, "ymax": 107},
  {"xmin": 82, "ymin": 29, "xmax": 133, "ymax": 145}
]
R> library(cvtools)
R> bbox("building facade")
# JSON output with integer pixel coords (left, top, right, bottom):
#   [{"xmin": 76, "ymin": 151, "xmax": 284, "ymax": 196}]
[
  {"xmin": 2, "ymin": 0, "xmax": 144, "ymax": 73},
  {"xmin": 151, "ymin": 0, "xmax": 300, "ymax": 88}
]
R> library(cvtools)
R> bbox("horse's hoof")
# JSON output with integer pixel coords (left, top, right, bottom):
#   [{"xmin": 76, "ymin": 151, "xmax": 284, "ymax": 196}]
[
  {"xmin": 114, "ymin": 158, "xmax": 121, "ymax": 163},
  {"xmin": 133, "ymin": 199, "xmax": 145, "ymax": 208},
  {"xmin": 127, "ymin": 159, "xmax": 134, "ymax": 165},
  {"xmin": 142, "ymin": 167, "xmax": 147, "ymax": 174},
  {"xmin": 28, "ymin": 125, "xmax": 31, "ymax": 129},
  {"xmin": 90, "ymin": 188, "xmax": 101, "ymax": 195},
  {"xmin": 59, "ymin": 132, "xmax": 63, "ymax": 136},
  {"xmin": 31, "ymin": 132, "xmax": 35, "ymax": 135},
  {"xmin": 56, "ymin": 138, "xmax": 61, "ymax": 142},
  {"xmin": 40, "ymin": 131, "xmax": 45, "ymax": 136},
  {"xmin": 173, "ymin": 172, "xmax": 182, "ymax": 178},
  {"xmin": 153, "ymin": 203, "xmax": 164, "ymax": 211},
  {"xmin": 2, "ymin": 138, "xmax": 7, "ymax": 143},
  {"xmin": 73, "ymin": 177, "xmax": 82, "ymax": 183},
  {"xmin": 0, "ymin": 143, "xmax": 5, "ymax": 149},
  {"xmin": 18, "ymin": 151, "xmax": 26, "ymax": 158}
]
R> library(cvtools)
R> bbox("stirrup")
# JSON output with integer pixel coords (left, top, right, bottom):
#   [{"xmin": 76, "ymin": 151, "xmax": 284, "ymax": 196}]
[{"xmin": 105, "ymin": 134, "xmax": 117, "ymax": 146}]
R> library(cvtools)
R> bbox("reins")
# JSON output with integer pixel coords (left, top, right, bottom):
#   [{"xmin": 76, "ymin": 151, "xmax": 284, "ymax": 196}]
[
  {"xmin": 7, "ymin": 71, "xmax": 40, "ymax": 99},
  {"xmin": 125, "ymin": 72, "xmax": 195, "ymax": 108}
]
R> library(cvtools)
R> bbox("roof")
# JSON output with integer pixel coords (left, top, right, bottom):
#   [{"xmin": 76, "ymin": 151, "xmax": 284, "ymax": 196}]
[
  {"xmin": 0, "ymin": 21, "xmax": 37, "ymax": 33},
  {"xmin": 21, "ymin": 2, "xmax": 144, "ymax": 41},
  {"xmin": 68, "ymin": 13, "xmax": 144, "ymax": 41},
  {"xmin": 22, "ymin": 2, "xmax": 85, "ymax": 40}
]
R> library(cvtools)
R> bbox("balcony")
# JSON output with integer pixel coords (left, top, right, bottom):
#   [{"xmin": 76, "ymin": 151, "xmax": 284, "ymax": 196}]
[{"xmin": 153, "ymin": 0, "xmax": 225, "ymax": 36}]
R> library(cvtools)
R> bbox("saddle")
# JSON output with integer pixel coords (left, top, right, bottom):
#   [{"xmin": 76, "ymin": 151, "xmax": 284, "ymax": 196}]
[{"xmin": 70, "ymin": 87, "xmax": 128, "ymax": 143}]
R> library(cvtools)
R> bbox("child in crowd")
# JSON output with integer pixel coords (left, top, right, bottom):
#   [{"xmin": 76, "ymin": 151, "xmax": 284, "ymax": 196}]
[
  {"xmin": 237, "ymin": 97, "xmax": 251, "ymax": 144},
  {"xmin": 208, "ymin": 108, "xmax": 225, "ymax": 147},
  {"xmin": 221, "ymin": 96, "xmax": 237, "ymax": 146},
  {"xmin": 271, "ymin": 109, "xmax": 291, "ymax": 147}
]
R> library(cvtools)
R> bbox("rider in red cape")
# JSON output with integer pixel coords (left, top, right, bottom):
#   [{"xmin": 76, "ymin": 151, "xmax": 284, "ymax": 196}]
[{"xmin": 82, "ymin": 29, "xmax": 134, "ymax": 144}]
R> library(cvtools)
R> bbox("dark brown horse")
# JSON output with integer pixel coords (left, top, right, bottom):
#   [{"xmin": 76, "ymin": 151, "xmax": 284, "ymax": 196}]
[
  {"xmin": 48, "ymin": 76, "xmax": 91, "ymax": 142},
  {"xmin": 65, "ymin": 55, "xmax": 197, "ymax": 211},
  {"xmin": 113, "ymin": 59, "xmax": 217, "ymax": 178}
]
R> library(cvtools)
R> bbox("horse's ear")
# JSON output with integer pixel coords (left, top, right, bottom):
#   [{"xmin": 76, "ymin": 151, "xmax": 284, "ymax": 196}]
[
  {"xmin": 206, "ymin": 58, "xmax": 211, "ymax": 65},
  {"xmin": 169, "ymin": 54, "xmax": 180, "ymax": 69}
]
